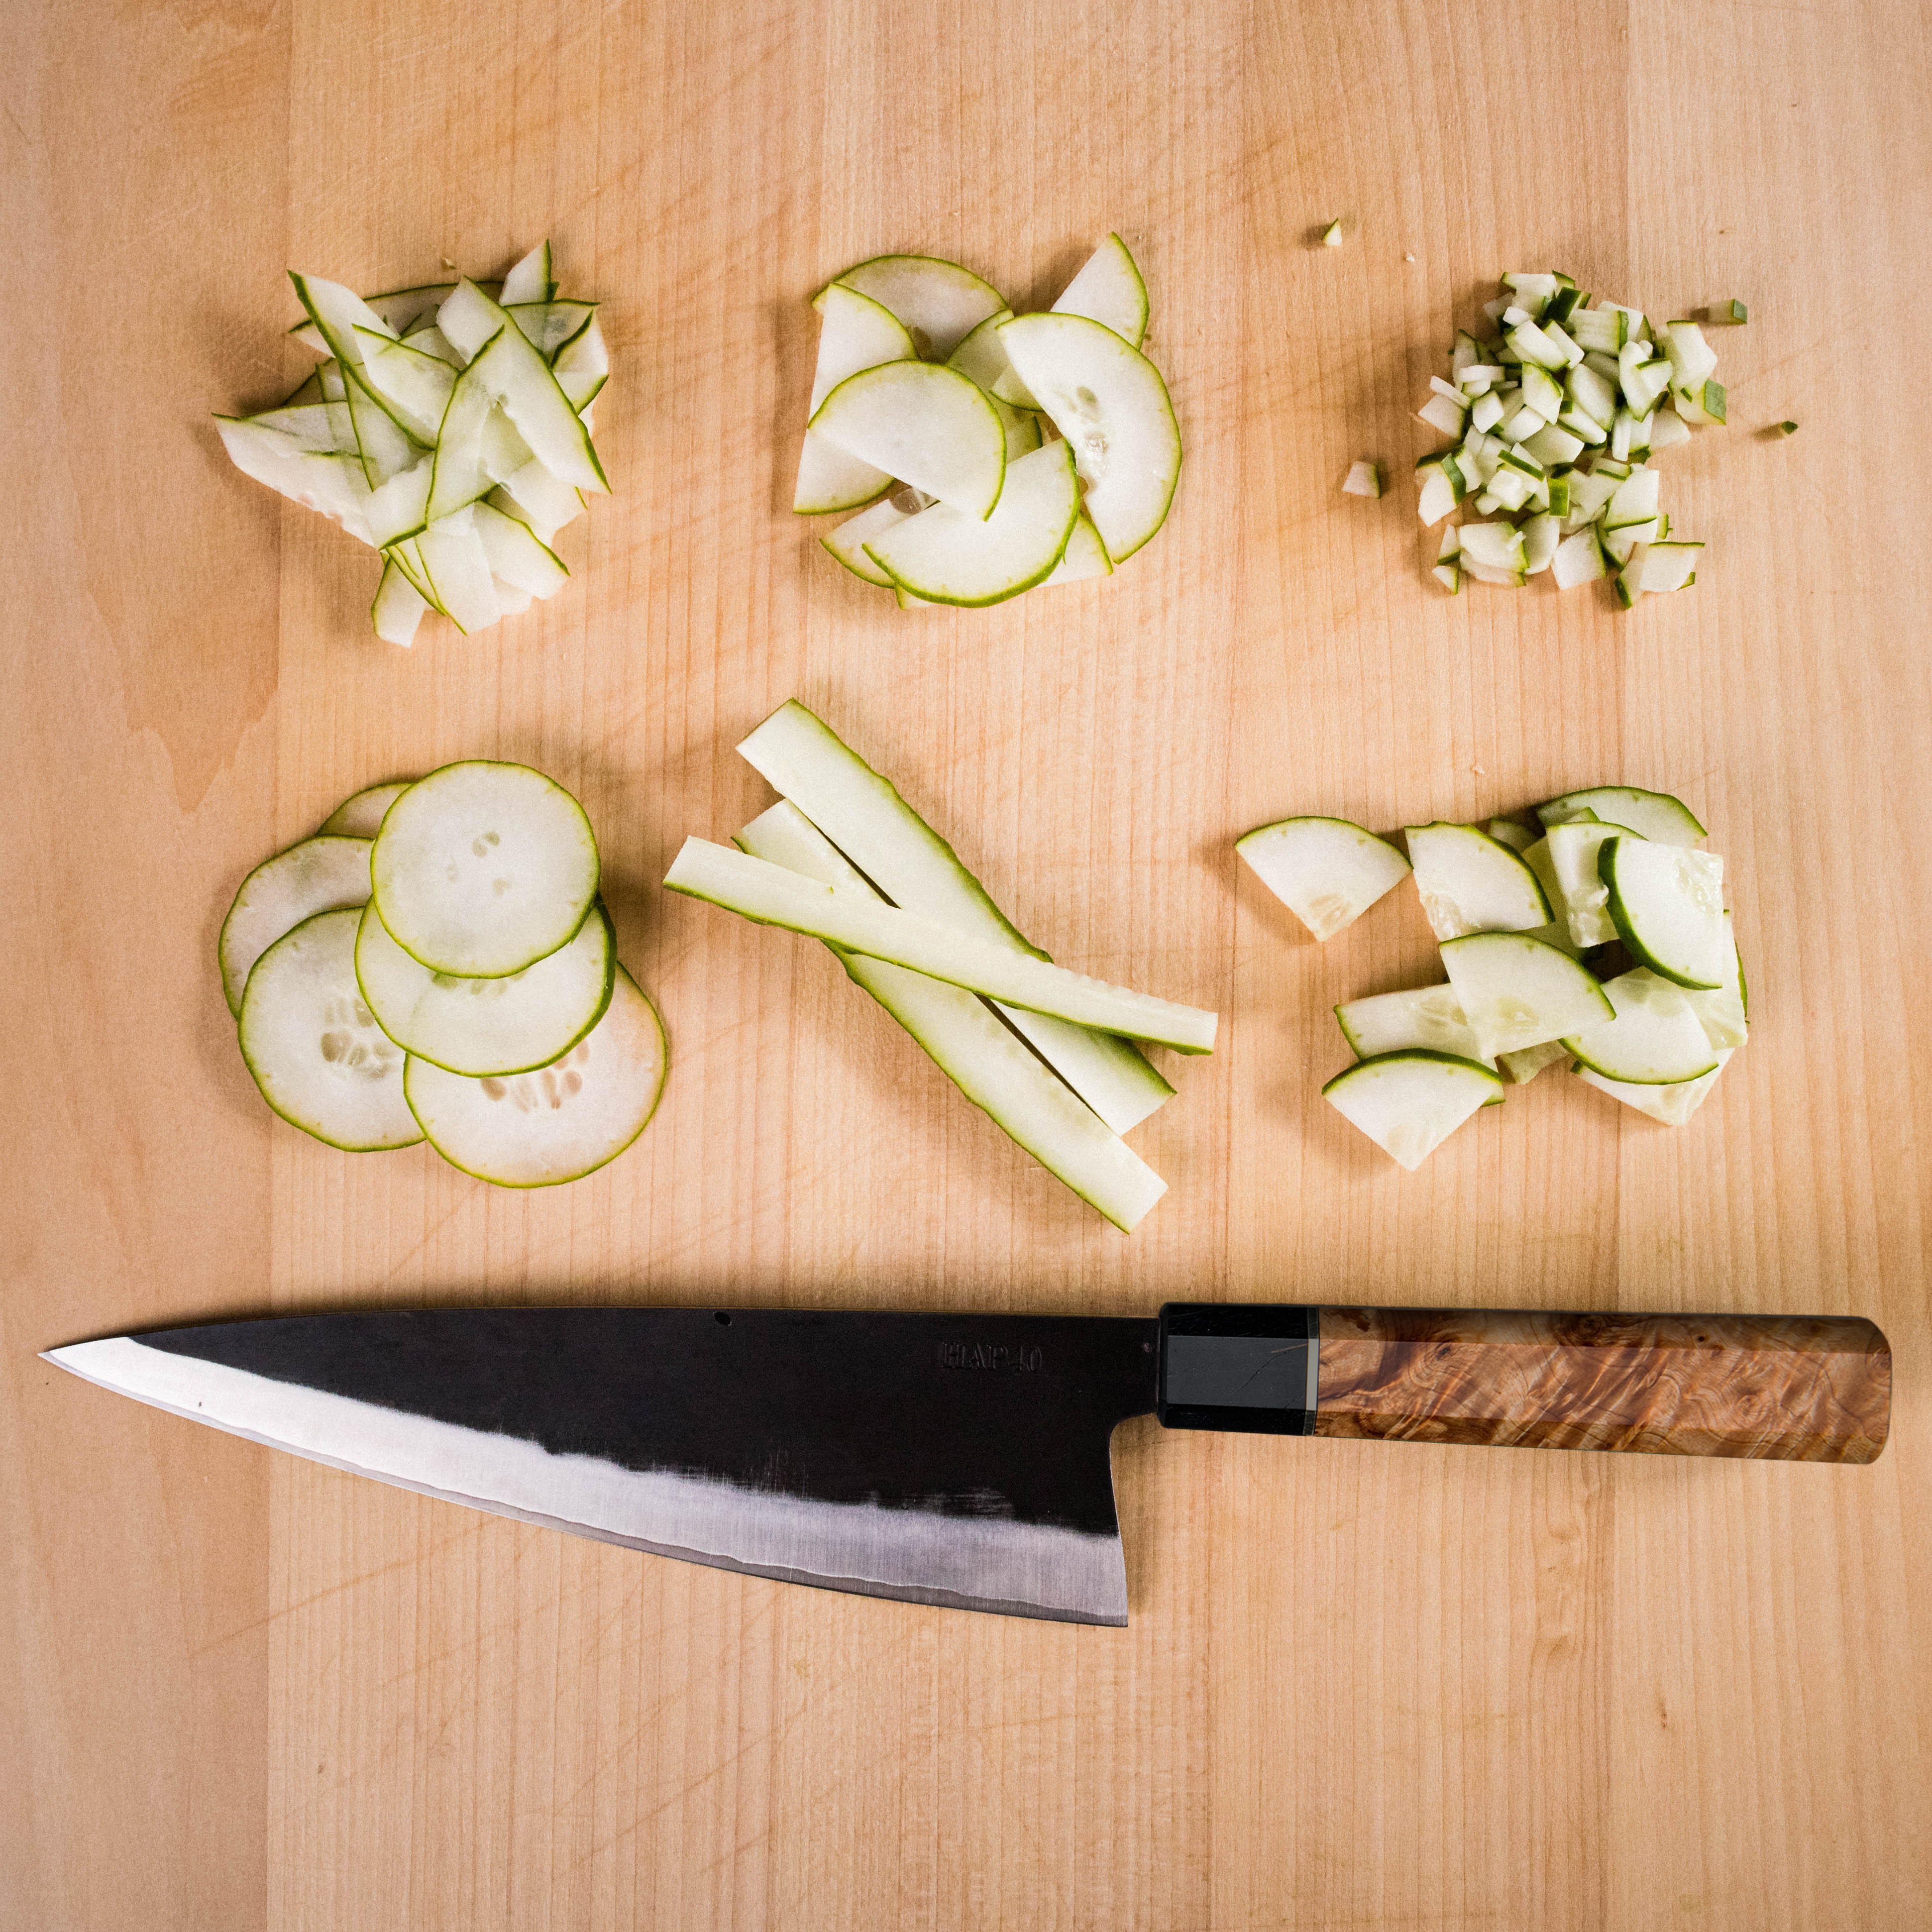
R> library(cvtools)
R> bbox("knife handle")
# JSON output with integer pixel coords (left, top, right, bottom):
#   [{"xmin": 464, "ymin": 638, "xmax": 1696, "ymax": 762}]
[{"xmin": 1157, "ymin": 1304, "xmax": 1890, "ymax": 1463}]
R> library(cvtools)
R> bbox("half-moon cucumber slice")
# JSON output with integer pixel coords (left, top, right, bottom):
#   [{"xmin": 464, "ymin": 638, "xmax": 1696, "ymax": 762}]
[
  {"xmin": 1039, "ymin": 512, "xmax": 1113, "ymax": 587},
  {"xmin": 1403, "ymin": 822, "xmax": 1552, "ymax": 940},
  {"xmin": 1234, "ymin": 816, "xmax": 1410, "ymax": 941},
  {"xmin": 1600, "ymin": 837, "xmax": 1727, "ymax": 988},
  {"xmin": 810, "ymin": 361, "xmax": 1007, "ymax": 520},
  {"xmin": 1561, "ymin": 968, "xmax": 1720, "ymax": 1083},
  {"xmin": 829, "ymin": 255, "xmax": 1005, "ymax": 361},
  {"xmin": 794, "ymin": 283, "xmax": 916, "ymax": 514},
  {"xmin": 238, "ymin": 909, "xmax": 422, "ymax": 1151},
  {"xmin": 219, "ymin": 835, "xmax": 373, "ymax": 1017},
  {"xmin": 1439, "ymin": 931, "xmax": 1612, "ymax": 1058},
  {"xmin": 1051, "ymin": 233, "xmax": 1150, "ymax": 349},
  {"xmin": 1321, "ymin": 1050, "xmax": 1502, "ymax": 1170},
  {"xmin": 320, "ymin": 779, "xmax": 416, "ymax": 839},
  {"xmin": 355, "ymin": 899, "xmax": 615, "ymax": 1076},
  {"xmin": 1537, "ymin": 785, "xmax": 1705, "ymax": 843},
  {"xmin": 372, "ymin": 761, "xmax": 600, "ymax": 977},
  {"xmin": 404, "ymin": 967, "xmax": 666, "ymax": 1186},
  {"xmin": 821, "ymin": 498, "xmax": 913, "ymax": 587}
]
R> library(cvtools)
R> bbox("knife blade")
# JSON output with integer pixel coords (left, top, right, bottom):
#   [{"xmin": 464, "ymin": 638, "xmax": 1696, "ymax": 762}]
[{"xmin": 44, "ymin": 1301, "xmax": 1890, "ymax": 1625}]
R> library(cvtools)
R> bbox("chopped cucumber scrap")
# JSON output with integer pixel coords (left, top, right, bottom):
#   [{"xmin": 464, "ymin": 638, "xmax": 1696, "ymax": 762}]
[
  {"xmin": 1322, "ymin": 1051, "xmax": 1501, "ymax": 1170},
  {"xmin": 1235, "ymin": 817, "xmax": 1411, "ymax": 941},
  {"xmin": 1499, "ymin": 1039, "xmax": 1570, "ymax": 1084},
  {"xmin": 1343, "ymin": 460, "xmax": 1382, "ymax": 498}
]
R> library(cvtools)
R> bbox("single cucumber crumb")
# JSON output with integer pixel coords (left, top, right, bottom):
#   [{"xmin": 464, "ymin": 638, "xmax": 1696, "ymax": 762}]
[
  {"xmin": 1779, "ymin": 420, "xmax": 1799, "ymax": 435},
  {"xmin": 1321, "ymin": 219, "xmax": 1344, "ymax": 246},
  {"xmin": 1710, "ymin": 298, "xmax": 1748, "ymax": 324},
  {"xmin": 1342, "ymin": 460, "xmax": 1382, "ymax": 498}
]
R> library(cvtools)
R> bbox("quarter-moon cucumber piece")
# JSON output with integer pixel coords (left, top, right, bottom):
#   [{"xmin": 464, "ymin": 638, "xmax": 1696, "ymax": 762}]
[
  {"xmin": 1546, "ymin": 817, "xmax": 1638, "ymax": 947},
  {"xmin": 1321, "ymin": 1051, "xmax": 1503, "ymax": 1170},
  {"xmin": 1050, "ymin": 233, "xmax": 1150, "ymax": 349},
  {"xmin": 1600, "ymin": 837, "xmax": 1727, "ymax": 988},
  {"xmin": 829, "ymin": 255, "xmax": 1006, "ymax": 361},
  {"xmin": 1235, "ymin": 816, "xmax": 1411, "ymax": 941},
  {"xmin": 320, "ymin": 780, "xmax": 415, "ymax": 839},
  {"xmin": 219, "ymin": 835, "xmax": 374, "ymax": 1017},
  {"xmin": 238, "ymin": 909, "xmax": 422, "ymax": 1151},
  {"xmin": 355, "ymin": 899, "xmax": 615, "ymax": 1076},
  {"xmin": 1403, "ymin": 822, "xmax": 1553, "ymax": 940},
  {"xmin": 810, "ymin": 361, "xmax": 1007, "ymax": 520},
  {"xmin": 404, "ymin": 967, "xmax": 665, "ymax": 1186},
  {"xmin": 794, "ymin": 283, "xmax": 917, "ymax": 514},
  {"xmin": 1335, "ymin": 984, "xmax": 1498, "ymax": 1071},
  {"xmin": 1579, "ymin": 1049, "xmax": 1731, "ymax": 1125},
  {"xmin": 863, "ymin": 441, "xmax": 1078, "ymax": 605},
  {"xmin": 1684, "ymin": 913, "xmax": 1748, "ymax": 1049},
  {"xmin": 372, "ymin": 761, "xmax": 600, "ymax": 978},
  {"xmin": 1561, "ymin": 968, "xmax": 1720, "ymax": 1083},
  {"xmin": 1537, "ymin": 785, "xmax": 1705, "ymax": 843},
  {"xmin": 1439, "ymin": 931, "xmax": 1612, "ymax": 1058},
  {"xmin": 997, "ymin": 313, "xmax": 1181, "ymax": 561}
]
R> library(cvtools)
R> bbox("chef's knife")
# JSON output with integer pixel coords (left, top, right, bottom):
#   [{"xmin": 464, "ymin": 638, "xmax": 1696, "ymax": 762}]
[{"xmin": 45, "ymin": 1302, "xmax": 1890, "ymax": 1625}]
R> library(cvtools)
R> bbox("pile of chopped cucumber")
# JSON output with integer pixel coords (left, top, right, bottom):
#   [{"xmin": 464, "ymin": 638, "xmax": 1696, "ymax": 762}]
[
  {"xmin": 1414, "ymin": 271, "xmax": 1732, "ymax": 607},
  {"xmin": 1237, "ymin": 786, "xmax": 1748, "ymax": 1168},
  {"xmin": 797, "ymin": 238, "xmax": 1181, "ymax": 606},
  {"xmin": 662, "ymin": 702, "xmax": 1214, "ymax": 1231},
  {"xmin": 219, "ymin": 763, "xmax": 665, "ymax": 1184},
  {"xmin": 215, "ymin": 243, "xmax": 607, "ymax": 645}
]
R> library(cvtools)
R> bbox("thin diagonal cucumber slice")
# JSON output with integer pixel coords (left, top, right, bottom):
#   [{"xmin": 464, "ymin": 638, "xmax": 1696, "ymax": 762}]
[
  {"xmin": 1335, "ymin": 984, "xmax": 1498, "ymax": 1071},
  {"xmin": 1322, "ymin": 1051, "xmax": 1502, "ymax": 1170},
  {"xmin": 404, "ymin": 967, "xmax": 665, "ymax": 1186},
  {"xmin": 1684, "ymin": 913, "xmax": 1748, "ymax": 1049},
  {"xmin": 665, "ymin": 839, "xmax": 1217, "ymax": 1053},
  {"xmin": 1561, "ymin": 968, "xmax": 1720, "ymax": 1083},
  {"xmin": 1051, "ymin": 233, "xmax": 1150, "ymax": 348},
  {"xmin": 738, "ymin": 804, "xmax": 1165, "ymax": 1231},
  {"xmin": 490, "ymin": 460, "xmax": 582, "ymax": 545},
  {"xmin": 499, "ymin": 242, "xmax": 552, "ymax": 306},
  {"xmin": 414, "ymin": 510, "xmax": 501, "ymax": 634},
  {"xmin": 219, "ymin": 835, "xmax": 374, "ymax": 1017},
  {"xmin": 356, "ymin": 899, "xmax": 614, "ymax": 1076},
  {"xmin": 320, "ymin": 780, "xmax": 415, "ymax": 839},
  {"xmin": 372, "ymin": 762, "xmax": 600, "ymax": 977},
  {"xmin": 1235, "ymin": 817, "xmax": 1410, "ymax": 941},
  {"xmin": 1537, "ymin": 785, "xmax": 1705, "ymax": 842},
  {"xmin": 828, "ymin": 255, "xmax": 1005, "ymax": 361},
  {"xmin": 353, "ymin": 326, "xmax": 457, "ymax": 442},
  {"xmin": 810, "ymin": 361, "xmax": 1007, "ymax": 519},
  {"xmin": 215, "ymin": 421, "xmax": 376, "ymax": 544},
  {"xmin": 1600, "ymin": 837, "xmax": 1727, "ymax": 988},
  {"xmin": 371, "ymin": 560, "xmax": 429, "ymax": 645},
  {"xmin": 238, "ymin": 910, "xmax": 421, "ymax": 1151},
  {"xmin": 1580, "ymin": 1050, "xmax": 1731, "ymax": 1125},
  {"xmin": 1439, "ymin": 931, "xmax": 1611, "ymax": 1058},
  {"xmin": 1403, "ymin": 822, "xmax": 1552, "ymax": 939},
  {"xmin": 472, "ymin": 501, "xmax": 567, "ymax": 598}
]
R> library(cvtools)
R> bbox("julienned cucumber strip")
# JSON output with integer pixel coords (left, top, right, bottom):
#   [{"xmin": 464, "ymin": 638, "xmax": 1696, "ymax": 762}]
[
  {"xmin": 736, "ymin": 702, "xmax": 1175, "ymax": 1133},
  {"xmin": 737, "ymin": 804, "xmax": 1166, "ymax": 1232},
  {"xmin": 665, "ymin": 838, "xmax": 1218, "ymax": 1054},
  {"xmin": 219, "ymin": 835, "xmax": 374, "ymax": 1017}
]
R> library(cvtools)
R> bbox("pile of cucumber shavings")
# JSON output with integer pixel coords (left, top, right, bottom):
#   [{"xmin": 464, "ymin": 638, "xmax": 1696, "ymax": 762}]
[
  {"xmin": 798, "ymin": 237, "xmax": 1181, "ymax": 607},
  {"xmin": 215, "ymin": 243, "xmax": 607, "ymax": 646},
  {"xmin": 1237, "ymin": 786, "xmax": 1748, "ymax": 1170},
  {"xmin": 1415, "ymin": 271, "xmax": 1735, "ymax": 608}
]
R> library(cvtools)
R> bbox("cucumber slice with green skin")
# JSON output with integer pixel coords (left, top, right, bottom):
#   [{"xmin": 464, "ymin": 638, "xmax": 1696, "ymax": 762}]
[
  {"xmin": 1518, "ymin": 837, "xmax": 1585, "ymax": 958},
  {"xmin": 821, "ymin": 499, "xmax": 912, "ymax": 587},
  {"xmin": 321, "ymin": 780, "xmax": 415, "ymax": 839},
  {"xmin": 1334, "ymin": 984, "xmax": 1498, "ymax": 1073},
  {"xmin": 215, "ymin": 420, "xmax": 377, "ymax": 544},
  {"xmin": 794, "ymin": 283, "xmax": 918, "ymax": 515},
  {"xmin": 353, "ymin": 327, "xmax": 457, "ymax": 443},
  {"xmin": 1546, "ymin": 818, "xmax": 1638, "ymax": 946},
  {"xmin": 1498, "ymin": 1039, "xmax": 1569, "ymax": 1084},
  {"xmin": 473, "ymin": 501, "xmax": 567, "ymax": 599},
  {"xmin": 238, "ymin": 910, "xmax": 421, "ymax": 1151},
  {"xmin": 1486, "ymin": 818, "xmax": 1535, "ymax": 854},
  {"xmin": 490, "ymin": 460, "xmax": 582, "ymax": 546},
  {"xmin": 363, "ymin": 453, "xmax": 435, "ymax": 549},
  {"xmin": 827, "ymin": 255, "xmax": 1005, "ymax": 362},
  {"xmin": 1684, "ymin": 913, "xmax": 1748, "ymax": 1049},
  {"xmin": 1561, "ymin": 968, "xmax": 1720, "ymax": 1083},
  {"xmin": 1403, "ymin": 823, "xmax": 1552, "ymax": 940},
  {"xmin": 665, "ymin": 838, "xmax": 1217, "ymax": 1053},
  {"xmin": 738, "ymin": 804, "xmax": 1165, "ymax": 1231},
  {"xmin": 372, "ymin": 762, "xmax": 600, "ymax": 979},
  {"xmin": 993, "ymin": 396, "xmax": 1042, "ymax": 458},
  {"xmin": 414, "ymin": 509, "xmax": 501, "ymax": 635},
  {"xmin": 219, "ymin": 835, "xmax": 374, "ymax": 1017},
  {"xmin": 947, "ymin": 308, "xmax": 1026, "ymax": 399},
  {"xmin": 371, "ymin": 560, "xmax": 429, "ymax": 645},
  {"xmin": 1235, "ymin": 816, "xmax": 1410, "ymax": 942},
  {"xmin": 810, "ymin": 360, "xmax": 1007, "ymax": 520},
  {"xmin": 1537, "ymin": 786, "xmax": 1705, "ymax": 843},
  {"xmin": 1552, "ymin": 530, "xmax": 1607, "ymax": 589},
  {"xmin": 1599, "ymin": 838, "xmax": 1727, "ymax": 989},
  {"xmin": 1051, "ymin": 233, "xmax": 1150, "ymax": 349},
  {"xmin": 506, "ymin": 300, "xmax": 596, "ymax": 359},
  {"xmin": 356, "ymin": 898, "xmax": 615, "ymax": 1077},
  {"xmin": 863, "ymin": 441, "xmax": 1078, "ymax": 605},
  {"xmin": 404, "ymin": 967, "xmax": 665, "ymax": 1187},
  {"xmin": 1439, "ymin": 931, "xmax": 1611, "ymax": 1059},
  {"xmin": 1038, "ymin": 511, "xmax": 1113, "ymax": 587},
  {"xmin": 552, "ymin": 313, "xmax": 608, "ymax": 379},
  {"xmin": 997, "ymin": 313, "xmax": 1181, "ymax": 562},
  {"xmin": 1321, "ymin": 1051, "xmax": 1502, "ymax": 1170},
  {"xmin": 499, "ymin": 243, "xmax": 552, "ymax": 306},
  {"xmin": 1580, "ymin": 1049, "xmax": 1731, "ymax": 1125},
  {"xmin": 735, "ymin": 701, "xmax": 1173, "ymax": 1135},
  {"xmin": 279, "ymin": 370, "xmax": 325, "ymax": 409},
  {"xmin": 243, "ymin": 401, "xmax": 355, "ymax": 451}
]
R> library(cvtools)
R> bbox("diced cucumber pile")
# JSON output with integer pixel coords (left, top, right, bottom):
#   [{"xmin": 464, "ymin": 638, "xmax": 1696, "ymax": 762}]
[
  {"xmin": 1236, "ymin": 783, "xmax": 1751, "ymax": 1166},
  {"xmin": 215, "ymin": 242, "xmax": 605, "ymax": 645},
  {"xmin": 663, "ymin": 701, "xmax": 1213, "ymax": 1232},
  {"xmin": 1410, "ymin": 270, "xmax": 1733, "ymax": 608},
  {"xmin": 799, "ymin": 238, "xmax": 1180, "ymax": 605},
  {"xmin": 219, "ymin": 763, "xmax": 665, "ymax": 1185}
]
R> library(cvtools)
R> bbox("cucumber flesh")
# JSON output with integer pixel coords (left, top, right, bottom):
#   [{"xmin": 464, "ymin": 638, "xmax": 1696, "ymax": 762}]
[
  {"xmin": 828, "ymin": 254, "xmax": 1005, "ymax": 361},
  {"xmin": 794, "ymin": 283, "xmax": 916, "ymax": 514},
  {"xmin": 1486, "ymin": 819, "xmax": 1535, "ymax": 854},
  {"xmin": 1561, "ymin": 968, "xmax": 1720, "ymax": 1083},
  {"xmin": 1545, "ymin": 819, "xmax": 1636, "ymax": 946},
  {"xmin": 320, "ymin": 780, "xmax": 415, "ymax": 840},
  {"xmin": 1038, "ymin": 511, "xmax": 1113, "ymax": 587},
  {"xmin": 491, "ymin": 461, "xmax": 583, "ymax": 545},
  {"xmin": 1579, "ymin": 1050, "xmax": 1731, "ymax": 1125},
  {"xmin": 499, "ymin": 242, "xmax": 553, "ymax": 306},
  {"xmin": 1538, "ymin": 785, "xmax": 1705, "ymax": 843},
  {"xmin": 738, "ymin": 804, "xmax": 1165, "ymax": 1231},
  {"xmin": 1684, "ymin": 913, "xmax": 1748, "ymax": 1049},
  {"xmin": 1439, "ymin": 932, "xmax": 1612, "ymax": 1058},
  {"xmin": 219, "ymin": 835, "xmax": 374, "ymax": 1017},
  {"xmin": 238, "ymin": 910, "xmax": 422, "ymax": 1151},
  {"xmin": 1235, "ymin": 816, "xmax": 1410, "ymax": 942},
  {"xmin": 1518, "ymin": 837, "xmax": 1585, "ymax": 958},
  {"xmin": 1321, "ymin": 1051, "xmax": 1502, "ymax": 1170},
  {"xmin": 811, "ymin": 360, "xmax": 1007, "ymax": 520},
  {"xmin": 372, "ymin": 761, "xmax": 601, "ymax": 978},
  {"xmin": 1050, "ymin": 233, "xmax": 1150, "ymax": 349},
  {"xmin": 821, "ymin": 499, "xmax": 913, "ymax": 587},
  {"xmin": 404, "ymin": 967, "xmax": 665, "ymax": 1186},
  {"xmin": 1335, "ymin": 984, "xmax": 1498, "ymax": 1072},
  {"xmin": 356, "ymin": 899, "xmax": 615, "ymax": 1077},
  {"xmin": 1498, "ymin": 1039, "xmax": 1569, "ymax": 1083},
  {"xmin": 1403, "ymin": 822, "xmax": 1552, "ymax": 940},
  {"xmin": 371, "ymin": 560, "xmax": 428, "ymax": 645},
  {"xmin": 1600, "ymin": 838, "xmax": 1727, "ymax": 988}
]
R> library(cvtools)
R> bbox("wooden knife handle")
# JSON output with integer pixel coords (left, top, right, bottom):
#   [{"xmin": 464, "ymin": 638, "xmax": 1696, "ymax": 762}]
[{"xmin": 1312, "ymin": 1306, "xmax": 1891, "ymax": 1462}]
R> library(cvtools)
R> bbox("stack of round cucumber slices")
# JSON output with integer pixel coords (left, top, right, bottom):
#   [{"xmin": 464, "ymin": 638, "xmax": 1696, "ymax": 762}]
[
  {"xmin": 215, "ymin": 243, "xmax": 607, "ymax": 646},
  {"xmin": 1237, "ymin": 785, "xmax": 1748, "ymax": 1168},
  {"xmin": 219, "ymin": 763, "xmax": 666, "ymax": 1185},
  {"xmin": 1411, "ymin": 271, "xmax": 1735, "ymax": 608},
  {"xmin": 798, "ymin": 238, "xmax": 1182, "ymax": 606}
]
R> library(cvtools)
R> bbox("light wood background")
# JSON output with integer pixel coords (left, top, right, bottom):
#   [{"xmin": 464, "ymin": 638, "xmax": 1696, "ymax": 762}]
[{"xmin": 5, "ymin": 0, "xmax": 1930, "ymax": 1926}]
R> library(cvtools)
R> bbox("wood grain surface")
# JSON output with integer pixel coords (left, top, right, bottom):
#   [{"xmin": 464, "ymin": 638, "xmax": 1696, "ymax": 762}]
[{"xmin": 4, "ymin": 0, "xmax": 1930, "ymax": 1927}]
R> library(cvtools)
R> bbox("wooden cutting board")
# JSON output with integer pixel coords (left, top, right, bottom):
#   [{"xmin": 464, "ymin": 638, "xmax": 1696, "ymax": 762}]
[{"xmin": 5, "ymin": 0, "xmax": 1929, "ymax": 1926}]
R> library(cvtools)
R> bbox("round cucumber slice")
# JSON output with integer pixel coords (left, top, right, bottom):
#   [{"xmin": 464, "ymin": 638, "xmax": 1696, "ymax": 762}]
[
  {"xmin": 1599, "ymin": 837, "xmax": 1727, "ymax": 988},
  {"xmin": 828, "ymin": 255, "xmax": 1005, "ymax": 361},
  {"xmin": 355, "ymin": 899, "xmax": 615, "ymax": 1076},
  {"xmin": 371, "ymin": 761, "xmax": 599, "ymax": 978},
  {"xmin": 1403, "ymin": 823, "xmax": 1553, "ymax": 940},
  {"xmin": 1438, "ymin": 931, "xmax": 1612, "ymax": 1059},
  {"xmin": 218, "ymin": 835, "xmax": 374, "ymax": 1018},
  {"xmin": 404, "ymin": 967, "xmax": 666, "ymax": 1186},
  {"xmin": 320, "ymin": 778, "xmax": 415, "ymax": 839},
  {"xmin": 1235, "ymin": 816, "xmax": 1410, "ymax": 941},
  {"xmin": 1537, "ymin": 785, "xmax": 1705, "ymax": 843},
  {"xmin": 809, "ymin": 361, "xmax": 1007, "ymax": 521},
  {"xmin": 996, "ymin": 314, "xmax": 1181, "ymax": 562},
  {"xmin": 1321, "ymin": 1050, "xmax": 1502, "ymax": 1170},
  {"xmin": 237, "ymin": 909, "xmax": 422, "ymax": 1151},
  {"xmin": 1561, "ymin": 968, "xmax": 1721, "ymax": 1083}
]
